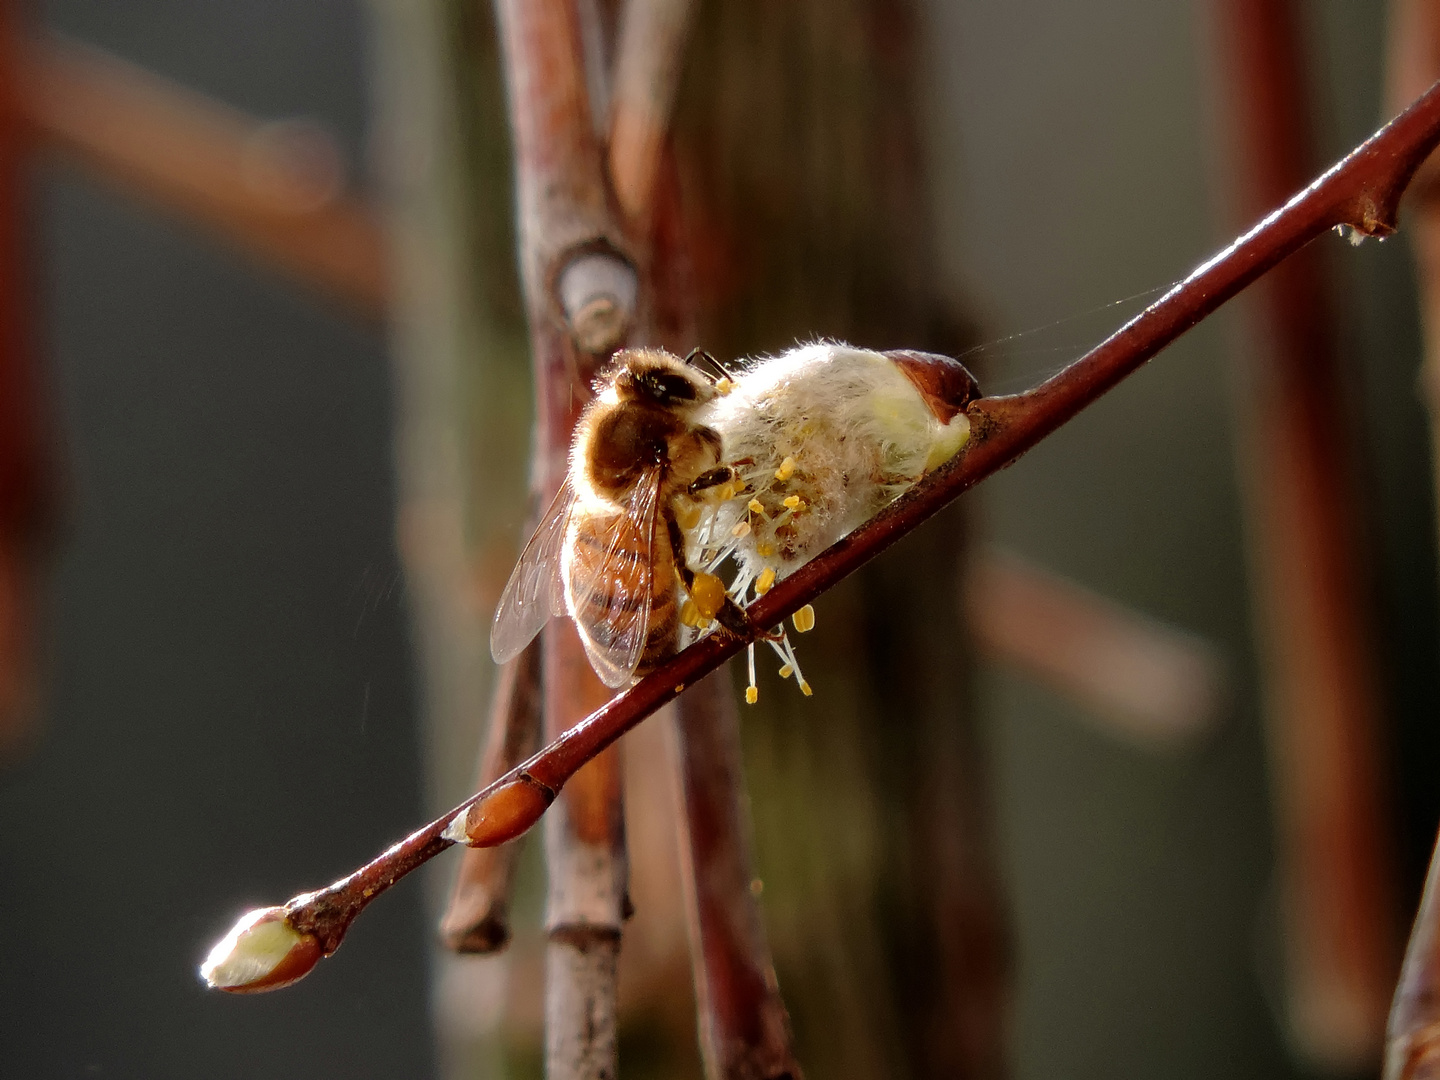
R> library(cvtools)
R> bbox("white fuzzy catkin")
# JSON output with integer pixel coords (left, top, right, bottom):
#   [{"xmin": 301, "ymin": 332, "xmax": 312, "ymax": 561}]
[{"xmin": 689, "ymin": 342, "xmax": 972, "ymax": 589}]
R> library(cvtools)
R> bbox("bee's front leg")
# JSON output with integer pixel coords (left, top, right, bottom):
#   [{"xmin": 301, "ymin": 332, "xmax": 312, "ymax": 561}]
[{"xmin": 688, "ymin": 464, "xmax": 737, "ymax": 496}]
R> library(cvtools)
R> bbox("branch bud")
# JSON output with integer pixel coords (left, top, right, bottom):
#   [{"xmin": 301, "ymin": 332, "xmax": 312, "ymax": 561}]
[
  {"xmin": 442, "ymin": 775, "xmax": 555, "ymax": 847},
  {"xmin": 883, "ymin": 349, "xmax": 981, "ymax": 424},
  {"xmin": 557, "ymin": 252, "xmax": 637, "ymax": 354},
  {"xmin": 200, "ymin": 906, "xmax": 322, "ymax": 993}
]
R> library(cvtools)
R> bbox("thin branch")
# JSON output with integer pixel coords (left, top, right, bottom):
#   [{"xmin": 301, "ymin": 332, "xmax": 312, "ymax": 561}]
[
  {"xmin": 199, "ymin": 75, "xmax": 1440, "ymax": 995},
  {"xmin": 0, "ymin": 2, "xmax": 44, "ymax": 757},
  {"xmin": 22, "ymin": 36, "xmax": 388, "ymax": 315},
  {"xmin": 491, "ymin": 0, "xmax": 636, "ymax": 1075},
  {"xmin": 607, "ymin": 0, "xmax": 696, "ymax": 223},
  {"xmin": 964, "ymin": 546, "xmax": 1225, "ymax": 750},
  {"xmin": 439, "ymin": 643, "xmax": 543, "ymax": 952},
  {"xmin": 1211, "ymin": 0, "xmax": 1399, "ymax": 1065},
  {"xmin": 1382, "ymin": 3, "xmax": 1440, "ymax": 1077},
  {"xmin": 669, "ymin": 669, "xmax": 802, "ymax": 1080},
  {"xmin": 647, "ymin": 127, "xmax": 802, "ymax": 1076},
  {"xmin": 1388, "ymin": 825, "xmax": 1440, "ymax": 1080}
]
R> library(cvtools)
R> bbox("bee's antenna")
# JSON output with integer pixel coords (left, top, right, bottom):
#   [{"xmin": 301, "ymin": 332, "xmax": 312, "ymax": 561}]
[{"xmin": 683, "ymin": 347, "xmax": 733, "ymax": 382}]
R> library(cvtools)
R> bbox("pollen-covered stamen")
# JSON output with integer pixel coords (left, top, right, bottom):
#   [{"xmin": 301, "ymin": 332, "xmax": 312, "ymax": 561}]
[
  {"xmin": 774, "ymin": 456, "xmax": 797, "ymax": 482},
  {"xmin": 765, "ymin": 629, "xmax": 813, "ymax": 697},
  {"xmin": 745, "ymin": 643, "xmax": 758, "ymax": 704},
  {"xmin": 755, "ymin": 566, "xmax": 776, "ymax": 595}
]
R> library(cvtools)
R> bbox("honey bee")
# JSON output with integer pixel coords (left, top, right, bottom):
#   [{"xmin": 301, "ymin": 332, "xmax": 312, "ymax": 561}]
[{"xmin": 490, "ymin": 347, "xmax": 751, "ymax": 688}]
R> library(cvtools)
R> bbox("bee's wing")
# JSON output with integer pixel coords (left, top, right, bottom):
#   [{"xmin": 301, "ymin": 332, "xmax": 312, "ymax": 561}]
[
  {"xmin": 490, "ymin": 480, "xmax": 575, "ymax": 664},
  {"xmin": 569, "ymin": 465, "xmax": 664, "ymax": 688}
]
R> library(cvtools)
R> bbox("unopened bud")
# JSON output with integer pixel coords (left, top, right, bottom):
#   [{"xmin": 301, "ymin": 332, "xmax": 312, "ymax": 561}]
[
  {"xmin": 200, "ymin": 906, "xmax": 321, "ymax": 993},
  {"xmin": 442, "ymin": 775, "xmax": 554, "ymax": 848},
  {"xmin": 883, "ymin": 349, "xmax": 981, "ymax": 425}
]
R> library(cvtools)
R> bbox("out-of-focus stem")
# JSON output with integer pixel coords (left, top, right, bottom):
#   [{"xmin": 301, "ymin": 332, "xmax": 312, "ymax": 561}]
[
  {"xmin": 439, "ymin": 642, "xmax": 544, "ymax": 952},
  {"xmin": 1211, "ymin": 0, "xmax": 1398, "ymax": 1065},
  {"xmin": 542, "ymin": 625, "xmax": 628, "ymax": 1080},
  {"xmin": 1387, "ymin": 825, "xmax": 1440, "ymax": 1080},
  {"xmin": 1388, "ymin": 0, "xmax": 1440, "ymax": 472},
  {"xmin": 491, "ymin": 0, "xmax": 634, "ymax": 1073},
  {"xmin": 670, "ymin": 664, "xmax": 800, "ymax": 1080},
  {"xmin": 0, "ymin": 3, "xmax": 46, "ymax": 757},
  {"xmin": 1383, "ymin": 3, "xmax": 1440, "ymax": 1077},
  {"xmin": 201, "ymin": 75, "xmax": 1440, "ymax": 994},
  {"xmin": 645, "ymin": 133, "xmax": 803, "ymax": 1076},
  {"xmin": 964, "ymin": 546, "xmax": 1225, "ymax": 750},
  {"xmin": 608, "ymin": 0, "xmax": 696, "ymax": 224},
  {"xmin": 22, "ymin": 36, "xmax": 387, "ymax": 316}
]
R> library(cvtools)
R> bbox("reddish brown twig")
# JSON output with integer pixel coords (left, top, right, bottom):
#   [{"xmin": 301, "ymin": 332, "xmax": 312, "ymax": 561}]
[
  {"xmin": 21, "ymin": 37, "xmax": 387, "ymax": 315},
  {"xmin": 669, "ymin": 669, "xmax": 801, "ymax": 1080},
  {"xmin": 439, "ymin": 643, "xmax": 544, "ymax": 952},
  {"xmin": 491, "ymin": 0, "xmax": 636, "ymax": 1074},
  {"xmin": 0, "ymin": 2, "xmax": 44, "ymax": 758},
  {"xmin": 964, "ymin": 546, "xmax": 1225, "ymax": 750},
  {"xmin": 608, "ymin": 0, "xmax": 696, "ymax": 224},
  {"xmin": 1381, "ymin": 3, "xmax": 1440, "ymax": 1077},
  {"xmin": 199, "ymin": 72, "xmax": 1440, "ymax": 996},
  {"xmin": 645, "ymin": 117, "xmax": 801, "ymax": 1074},
  {"xmin": 1211, "ymin": 0, "xmax": 1399, "ymax": 1064},
  {"xmin": 1388, "ymin": 825, "xmax": 1440, "ymax": 1080}
]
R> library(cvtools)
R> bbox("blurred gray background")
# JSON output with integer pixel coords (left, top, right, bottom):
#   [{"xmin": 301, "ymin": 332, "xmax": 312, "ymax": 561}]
[{"xmin": 0, "ymin": 0, "xmax": 1434, "ymax": 1078}]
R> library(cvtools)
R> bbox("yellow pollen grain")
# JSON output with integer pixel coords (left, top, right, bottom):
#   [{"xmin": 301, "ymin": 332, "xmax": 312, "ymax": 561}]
[
  {"xmin": 792, "ymin": 604, "xmax": 816, "ymax": 633},
  {"xmin": 715, "ymin": 377, "xmax": 735, "ymax": 395},
  {"xmin": 774, "ymin": 456, "xmax": 796, "ymax": 481},
  {"xmin": 745, "ymin": 686, "xmax": 758, "ymax": 705},
  {"xmin": 747, "ymin": 498, "xmax": 765, "ymax": 515},
  {"xmin": 680, "ymin": 600, "xmax": 702, "ymax": 628},
  {"xmin": 755, "ymin": 567, "xmax": 776, "ymax": 594},
  {"xmin": 782, "ymin": 495, "xmax": 802, "ymax": 511},
  {"xmin": 677, "ymin": 503, "xmax": 702, "ymax": 530},
  {"xmin": 718, "ymin": 483, "xmax": 737, "ymax": 501},
  {"xmin": 732, "ymin": 520, "xmax": 752, "ymax": 539},
  {"xmin": 756, "ymin": 542, "xmax": 775, "ymax": 557},
  {"xmin": 778, "ymin": 663, "xmax": 793, "ymax": 679},
  {"xmin": 799, "ymin": 680, "xmax": 814, "ymax": 697},
  {"xmin": 690, "ymin": 572, "xmax": 727, "ymax": 621}
]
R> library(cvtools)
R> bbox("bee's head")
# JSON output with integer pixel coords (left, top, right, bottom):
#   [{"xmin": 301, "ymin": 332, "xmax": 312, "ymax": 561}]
[{"xmin": 606, "ymin": 348, "xmax": 715, "ymax": 408}]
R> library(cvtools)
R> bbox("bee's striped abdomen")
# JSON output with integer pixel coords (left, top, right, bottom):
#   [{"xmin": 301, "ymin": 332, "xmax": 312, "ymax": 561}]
[{"xmin": 564, "ymin": 506, "xmax": 680, "ymax": 682}]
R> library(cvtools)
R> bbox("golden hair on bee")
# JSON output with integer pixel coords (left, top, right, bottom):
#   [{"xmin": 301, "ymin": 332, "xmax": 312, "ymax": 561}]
[{"xmin": 491, "ymin": 347, "xmax": 750, "ymax": 689}]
